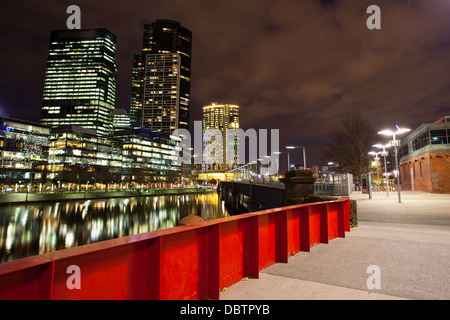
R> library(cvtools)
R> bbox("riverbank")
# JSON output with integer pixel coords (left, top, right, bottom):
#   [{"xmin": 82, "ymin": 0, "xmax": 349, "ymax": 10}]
[{"xmin": 0, "ymin": 187, "xmax": 216, "ymax": 206}]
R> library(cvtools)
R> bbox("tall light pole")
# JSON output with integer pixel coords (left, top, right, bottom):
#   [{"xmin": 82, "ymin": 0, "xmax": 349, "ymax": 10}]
[
  {"xmin": 373, "ymin": 143, "xmax": 391, "ymax": 197},
  {"xmin": 286, "ymin": 146, "xmax": 307, "ymax": 170},
  {"xmin": 378, "ymin": 127, "xmax": 411, "ymax": 203},
  {"xmin": 274, "ymin": 151, "xmax": 289, "ymax": 174}
]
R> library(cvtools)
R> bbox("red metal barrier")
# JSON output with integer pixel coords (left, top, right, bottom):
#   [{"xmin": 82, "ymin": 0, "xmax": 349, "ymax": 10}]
[{"xmin": 0, "ymin": 198, "xmax": 351, "ymax": 300}]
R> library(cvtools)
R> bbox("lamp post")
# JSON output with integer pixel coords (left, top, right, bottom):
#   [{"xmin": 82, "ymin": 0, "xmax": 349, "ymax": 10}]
[
  {"xmin": 378, "ymin": 127, "xmax": 411, "ymax": 203},
  {"xmin": 257, "ymin": 158, "xmax": 264, "ymax": 180},
  {"xmin": 250, "ymin": 160, "xmax": 257, "ymax": 181},
  {"xmin": 286, "ymin": 145, "xmax": 307, "ymax": 170},
  {"xmin": 373, "ymin": 143, "xmax": 391, "ymax": 197},
  {"xmin": 263, "ymin": 155, "xmax": 272, "ymax": 180},
  {"xmin": 274, "ymin": 151, "xmax": 289, "ymax": 174}
]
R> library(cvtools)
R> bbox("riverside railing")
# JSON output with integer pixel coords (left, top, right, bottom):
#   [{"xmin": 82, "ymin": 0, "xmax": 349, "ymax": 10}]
[
  {"xmin": 0, "ymin": 187, "xmax": 215, "ymax": 205},
  {"xmin": 0, "ymin": 197, "xmax": 350, "ymax": 300}
]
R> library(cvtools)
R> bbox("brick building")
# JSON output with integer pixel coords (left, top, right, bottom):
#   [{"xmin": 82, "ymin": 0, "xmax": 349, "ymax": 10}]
[{"xmin": 399, "ymin": 116, "xmax": 450, "ymax": 193}]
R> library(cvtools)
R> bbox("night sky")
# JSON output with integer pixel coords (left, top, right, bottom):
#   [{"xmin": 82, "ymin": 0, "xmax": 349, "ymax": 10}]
[{"xmin": 1, "ymin": 0, "xmax": 449, "ymax": 167}]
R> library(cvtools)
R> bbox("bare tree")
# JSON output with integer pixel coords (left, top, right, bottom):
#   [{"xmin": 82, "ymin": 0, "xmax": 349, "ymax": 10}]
[{"xmin": 322, "ymin": 111, "xmax": 377, "ymax": 182}]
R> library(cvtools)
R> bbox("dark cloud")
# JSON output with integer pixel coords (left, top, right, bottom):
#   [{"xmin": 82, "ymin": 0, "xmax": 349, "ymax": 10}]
[
  {"xmin": 319, "ymin": 0, "xmax": 340, "ymax": 9},
  {"xmin": 1, "ymin": 0, "xmax": 449, "ymax": 166}
]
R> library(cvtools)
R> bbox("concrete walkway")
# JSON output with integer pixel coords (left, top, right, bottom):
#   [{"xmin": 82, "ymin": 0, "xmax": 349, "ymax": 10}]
[{"xmin": 220, "ymin": 191, "xmax": 450, "ymax": 300}]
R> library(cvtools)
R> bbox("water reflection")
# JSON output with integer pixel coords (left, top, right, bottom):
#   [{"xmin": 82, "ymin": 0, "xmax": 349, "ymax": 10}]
[{"xmin": 0, "ymin": 192, "xmax": 228, "ymax": 263}]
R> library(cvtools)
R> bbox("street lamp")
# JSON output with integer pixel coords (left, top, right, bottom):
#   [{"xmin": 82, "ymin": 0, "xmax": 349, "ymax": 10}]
[
  {"xmin": 250, "ymin": 160, "xmax": 258, "ymax": 180},
  {"xmin": 373, "ymin": 143, "xmax": 391, "ymax": 197},
  {"xmin": 286, "ymin": 145, "xmax": 307, "ymax": 170},
  {"xmin": 263, "ymin": 155, "xmax": 272, "ymax": 178},
  {"xmin": 257, "ymin": 158, "xmax": 264, "ymax": 179},
  {"xmin": 378, "ymin": 127, "xmax": 411, "ymax": 203},
  {"xmin": 274, "ymin": 151, "xmax": 289, "ymax": 173}
]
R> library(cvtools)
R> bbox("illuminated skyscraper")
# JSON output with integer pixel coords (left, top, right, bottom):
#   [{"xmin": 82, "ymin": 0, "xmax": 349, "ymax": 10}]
[
  {"xmin": 40, "ymin": 29, "xmax": 117, "ymax": 136},
  {"xmin": 202, "ymin": 103, "xmax": 240, "ymax": 171},
  {"xmin": 142, "ymin": 53, "xmax": 181, "ymax": 132},
  {"xmin": 130, "ymin": 20, "xmax": 192, "ymax": 132},
  {"xmin": 129, "ymin": 54, "xmax": 144, "ymax": 128}
]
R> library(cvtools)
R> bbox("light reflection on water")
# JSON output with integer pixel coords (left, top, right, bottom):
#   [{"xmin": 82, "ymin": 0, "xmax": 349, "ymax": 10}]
[{"xmin": 0, "ymin": 192, "xmax": 228, "ymax": 263}]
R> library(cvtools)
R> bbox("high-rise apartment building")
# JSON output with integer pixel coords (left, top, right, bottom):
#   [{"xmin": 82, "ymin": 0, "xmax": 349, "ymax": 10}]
[
  {"xmin": 40, "ymin": 29, "xmax": 117, "ymax": 136},
  {"xmin": 142, "ymin": 53, "xmax": 181, "ymax": 132},
  {"xmin": 202, "ymin": 103, "xmax": 240, "ymax": 171},
  {"xmin": 130, "ymin": 20, "xmax": 192, "ymax": 133}
]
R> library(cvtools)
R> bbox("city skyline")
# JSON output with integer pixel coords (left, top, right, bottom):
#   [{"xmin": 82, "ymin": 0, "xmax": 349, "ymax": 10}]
[{"xmin": 1, "ymin": 0, "xmax": 450, "ymax": 166}]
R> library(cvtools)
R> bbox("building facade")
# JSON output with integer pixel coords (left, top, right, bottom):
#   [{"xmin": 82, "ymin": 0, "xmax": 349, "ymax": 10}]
[
  {"xmin": 47, "ymin": 125, "xmax": 123, "ymax": 189},
  {"xmin": 0, "ymin": 118, "xmax": 182, "ymax": 191},
  {"xmin": 113, "ymin": 109, "xmax": 131, "ymax": 133},
  {"xmin": 202, "ymin": 103, "xmax": 240, "ymax": 172},
  {"xmin": 118, "ymin": 128, "xmax": 182, "ymax": 186},
  {"xmin": 142, "ymin": 53, "xmax": 181, "ymax": 132},
  {"xmin": 0, "ymin": 117, "xmax": 50, "ymax": 191},
  {"xmin": 129, "ymin": 54, "xmax": 144, "ymax": 128},
  {"xmin": 48, "ymin": 126, "xmax": 182, "ymax": 189},
  {"xmin": 399, "ymin": 116, "xmax": 450, "ymax": 193},
  {"xmin": 130, "ymin": 20, "xmax": 192, "ymax": 133},
  {"xmin": 40, "ymin": 29, "xmax": 118, "ymax": 137}
]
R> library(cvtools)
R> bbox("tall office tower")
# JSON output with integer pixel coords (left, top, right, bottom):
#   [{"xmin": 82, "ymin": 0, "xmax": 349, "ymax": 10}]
[
  {"xmin": 40, "ymin": 29, "xmax": 117, "ymax": 136},
  {"xmin": 129, "ymin": 54, "xmax": 144, "ymax": 128},
  {"xmin": 202, "ymin": 103, "xmax": 240, "ymax": 171},
  {"xmin": 130, "ymin": 20, "xmax": 192, "ymax": 132}
]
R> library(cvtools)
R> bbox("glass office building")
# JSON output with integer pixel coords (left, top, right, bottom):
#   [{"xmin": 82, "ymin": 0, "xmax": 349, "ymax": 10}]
[
  {"xmin": 113, "ymin": 109, "xmax": 131, "ymax": 133},
  {"xmin": 47, "ymin": 126, "xmax": 182, "ymax": 188},
  {"xmin": 118, "ymin": 128, "xmax": 182, "ymax": 185},
  {"xmin": 47, "ymin": 125, "xmax": 123, "ymax": 188},
  {"xmin": 40, "ymin": 29, "xmax": 118, "ymax": 137},
  {"xmin": 0, "ymin": 117, "xmax": 181, "ymax": 191},
  {"xmin": 129, "ymin": 54, "xmax": 144, "ymax": 128},
  {"xmin": 0, "ymin": 117, "xmax": 51, "ymax": 191}
]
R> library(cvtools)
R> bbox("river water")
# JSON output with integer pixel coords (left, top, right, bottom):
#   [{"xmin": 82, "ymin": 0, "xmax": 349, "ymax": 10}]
[{"xmin": 0, "ymin": 192, "xmax": 228, "ymax": 263}]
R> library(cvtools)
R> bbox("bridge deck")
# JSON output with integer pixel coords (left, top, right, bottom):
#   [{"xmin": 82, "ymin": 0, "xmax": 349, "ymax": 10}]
[{"xmin": 220, "ymin": 181, "xmax": 286, "ymax": 209}]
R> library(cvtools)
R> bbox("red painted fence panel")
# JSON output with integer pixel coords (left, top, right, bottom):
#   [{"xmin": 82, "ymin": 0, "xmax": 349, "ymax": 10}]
[
  {"xmin": 0, "ymin": 198, "xmax": 351, "ymax": 300},
  {"xmin": 219, "ymin": 220, "xmax": 248, "ymax": 289},
  {"xmin": 286, "ymin": 208, "xmax": 301, "ymax": 256},
  {"xmin": 309, "ymin": 205, "xmax": 322, "ymax": 247},
  {"xmin": 0, "ymin": 256, "xmax": 53, "ymax": 300}
]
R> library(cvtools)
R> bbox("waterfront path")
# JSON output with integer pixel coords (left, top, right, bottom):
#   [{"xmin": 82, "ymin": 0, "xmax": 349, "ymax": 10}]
[{"xmin": 220, "ymin": 191, "xmax": 450, "ymax": 300}]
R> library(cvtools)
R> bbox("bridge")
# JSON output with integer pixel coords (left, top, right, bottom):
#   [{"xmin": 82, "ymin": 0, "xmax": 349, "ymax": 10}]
[
  {"xmin": 218, "ymin": 180, "xmax": 286, "ymax": 211},
  {"xmin": 0, "ymin": 195, "xmax": 351, "ymax": 300},
  {"xmin": 220, "ymin": 168, "xmax": 352, "ymax": 213}
]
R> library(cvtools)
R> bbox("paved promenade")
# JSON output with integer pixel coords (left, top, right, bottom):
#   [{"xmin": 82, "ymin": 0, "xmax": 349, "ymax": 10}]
[{"xmin": 220, "ymin": 191, "xmax": 450, "ymax": 300}]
